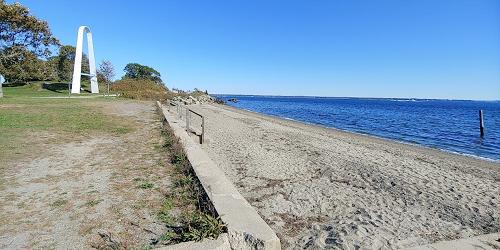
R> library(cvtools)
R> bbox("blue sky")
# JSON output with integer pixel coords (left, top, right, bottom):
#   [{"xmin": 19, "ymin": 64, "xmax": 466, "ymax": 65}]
[{"xmin": 14, "ymin": 0, "xmax": 500, "ymax": 100}]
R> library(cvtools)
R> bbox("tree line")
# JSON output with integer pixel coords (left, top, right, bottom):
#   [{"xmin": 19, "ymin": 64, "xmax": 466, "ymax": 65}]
[{"xmin": 0, "ymin": 0, "xmax": 163, "ymax": 89}]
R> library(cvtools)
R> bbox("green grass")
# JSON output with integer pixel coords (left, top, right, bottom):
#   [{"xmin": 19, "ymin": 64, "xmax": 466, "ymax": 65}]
[
  {"xmin": 0, "ymin": 102, "xmax": 130, "ymax": 133},
  {"xmin": 157, "ymin": 198, "xmax": 175, "ymax": 224},
  {"xmin": 137, "ymin": 181, "xmax": 154, "ymax": 189},
  {"xmin": 50, "ymin": 199, "xmax": 68, "ymax": 208},
  {"xmin": 180, "ymin": 212, "xmax": 225, "ymax": 242},
  {"xmin": 2, "ymin": 82, "xmax": 65, "ymax": 97},
  {"xmin": 174, "ymin": 175, "xmax": 194, "ymax": 188},
  {"xmin": 2, "ymin": 81, "xmax": 101, "ymax": 97},
  {"xmin": 0, "ymin": 83, "xmax": 134, "ymax": 163},
  {"xmin": 85, "ymin": 199, "xmax": 103, "ymax": 207}
]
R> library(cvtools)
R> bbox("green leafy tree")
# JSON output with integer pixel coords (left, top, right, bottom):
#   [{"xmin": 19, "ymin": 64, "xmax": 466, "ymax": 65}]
[
  {"xmin": 0, "ymin": 0, "xmax": 59, "ymax": 84},
  {"xmin": 123, "ymin": 63, "xmax": 162, "ymax": 84},
  {"xmin": 1, "ymin": 48, "xmax": 53, "ymax": 82},
  {"xmin": 53, "ymin": 45, "xmax": 89, "ymax": 82}
]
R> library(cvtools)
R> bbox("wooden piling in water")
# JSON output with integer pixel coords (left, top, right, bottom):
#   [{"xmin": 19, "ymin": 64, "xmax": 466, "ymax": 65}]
[{"xmin": 479, "ymin": 110, "xmax": 484, "ymax": 137}]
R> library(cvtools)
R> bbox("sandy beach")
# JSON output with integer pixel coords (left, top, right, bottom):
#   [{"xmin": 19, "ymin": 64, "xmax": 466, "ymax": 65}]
[{"xmin": 183, "ymin": 103, "xmax": 500, "ymax": 249}]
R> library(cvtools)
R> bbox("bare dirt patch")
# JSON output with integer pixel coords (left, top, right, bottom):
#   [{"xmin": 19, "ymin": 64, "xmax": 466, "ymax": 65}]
[
  {"xmin": 0, "ymin": 100, "xmax": 175, "ymax": 249},
  {"xmin": 0, "ymin": 104, "xmax": 26, "ymax": 109}
]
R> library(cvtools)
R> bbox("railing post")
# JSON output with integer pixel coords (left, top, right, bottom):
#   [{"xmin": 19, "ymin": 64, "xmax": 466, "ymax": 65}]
[
  {"xmin": 201, "ymin": 116, "xmax": 205, "ymax": 144},
  {"xmin": 186, "ymin": 108, "xmax": 190, "ymax": 133}
]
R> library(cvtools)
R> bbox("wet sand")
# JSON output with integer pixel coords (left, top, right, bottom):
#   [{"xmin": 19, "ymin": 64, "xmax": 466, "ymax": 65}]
[{"xmin": 183, "ymin": 103, "xmax": 499, "ymax": 249}]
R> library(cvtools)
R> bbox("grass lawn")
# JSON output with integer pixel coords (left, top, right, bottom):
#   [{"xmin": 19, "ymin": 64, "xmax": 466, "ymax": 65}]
[
  {"xmin": 0, "ymin": 83, "xmax": 132, "ymax": 164},
  {"xmin": 0, "ymin": 83, "xmax": 224, "ymax": 248},
  {"xmin": 0, "ymin": 85, "xmax": 169, "ymax": 248}
]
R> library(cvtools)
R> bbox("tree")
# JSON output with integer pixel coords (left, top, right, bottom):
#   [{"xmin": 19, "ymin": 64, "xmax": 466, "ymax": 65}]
[
  {"xmin": 50, "ymin": 45, "xmax": 89, "ymax": 82},
  {"xmin": 97, "ymin": 60, "xmax": 115, "ymax": 95},
  {"xmin": 123, "ymin": 63, "xmax": 162, "ymax": 84},
  {"xmin": 97, "ymin": 60, "xmax": 114, "ymax": 83},
  {"xmin": 55, "ymin": 45, "xmax": 75, "ymax": 81},
  {"xmin": 1, "ymin": 48, "xmax": 53, "ymax": 83},
  {"xmin": 0, "ymin": 0, "xmax": 59, "ymax": 85}
]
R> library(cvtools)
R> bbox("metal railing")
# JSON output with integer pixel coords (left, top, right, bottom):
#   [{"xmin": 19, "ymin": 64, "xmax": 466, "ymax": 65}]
[
  {"xmin": 167, "ymin": 100, "xmax": 205, "ymax": 144},
  {"xmin": 186, "ymin": 108, "xmax": 205, "ymax": 144}
]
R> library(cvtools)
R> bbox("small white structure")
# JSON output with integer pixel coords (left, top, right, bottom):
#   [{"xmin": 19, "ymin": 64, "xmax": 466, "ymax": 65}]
[
  {"xmin": 71, "ymin": 26, "xmax": 98, "ymax": 94},
  {"xmin": 0, "ymin": 74, "xmax": 4, "ymax": 98}
]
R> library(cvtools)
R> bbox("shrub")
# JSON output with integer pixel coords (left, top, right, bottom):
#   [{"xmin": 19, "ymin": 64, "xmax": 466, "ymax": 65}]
[{"xmin": 111, "ymin": 78, "xmax": 174, "ymax": 100}]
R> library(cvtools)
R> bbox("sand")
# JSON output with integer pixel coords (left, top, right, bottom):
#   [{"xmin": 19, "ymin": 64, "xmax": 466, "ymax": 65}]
[{"xmin": 181, "ymin": 103, "xmax": 499, "ymax": 249}]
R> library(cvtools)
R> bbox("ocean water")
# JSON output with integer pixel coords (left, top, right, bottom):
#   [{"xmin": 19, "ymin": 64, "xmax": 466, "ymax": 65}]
[{"xmin": 216, "ymin": 95, "xmax": 500, "ymax": 161}]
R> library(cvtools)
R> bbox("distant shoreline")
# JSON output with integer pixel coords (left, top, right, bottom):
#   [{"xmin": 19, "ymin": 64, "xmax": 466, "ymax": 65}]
[{"xmin": 214, "ymin": 94, "xmax": 500, "ymax": 102}]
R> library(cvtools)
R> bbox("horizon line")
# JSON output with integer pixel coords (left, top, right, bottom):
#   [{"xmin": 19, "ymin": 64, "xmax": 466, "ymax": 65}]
[{"xmin": 211, "ymin": 93, "xmax": 500, "ymax": 102}]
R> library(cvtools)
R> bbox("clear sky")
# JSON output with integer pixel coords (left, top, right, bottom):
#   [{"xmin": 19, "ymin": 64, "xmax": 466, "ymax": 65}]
[{"xmin": 13, "ymin": 0, "xmax": 500, "ymax": 100}]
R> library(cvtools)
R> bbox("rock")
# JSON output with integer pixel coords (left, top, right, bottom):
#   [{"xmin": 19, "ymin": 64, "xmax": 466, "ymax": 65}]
[
  {"xmin": 197, "ymin": 94, "xmax": 216, "ymax": 103},
  {"xmin": 189, "ymin": 95, "xmax": 199, "ymax": 104},
  {"xmin": 171, "ymin": 93, "xmax": 219, "ymax": 105}
]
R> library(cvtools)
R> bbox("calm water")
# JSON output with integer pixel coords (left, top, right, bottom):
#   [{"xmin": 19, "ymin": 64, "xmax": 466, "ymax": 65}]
[{"xmin": 216, "ymin": 95, "xmax": 500, "ymax": 161}]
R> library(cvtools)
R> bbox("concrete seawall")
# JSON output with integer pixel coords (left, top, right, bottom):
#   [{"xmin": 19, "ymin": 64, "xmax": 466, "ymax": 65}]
[{"xmin": 157, "ymin": 101, "xmax": 281, "ymax": 250}]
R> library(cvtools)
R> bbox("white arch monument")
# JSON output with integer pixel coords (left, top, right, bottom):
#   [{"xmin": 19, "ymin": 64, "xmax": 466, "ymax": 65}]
[{"xmin": 71, "ymin": 26, "xmax": 98, "ymax": 94}]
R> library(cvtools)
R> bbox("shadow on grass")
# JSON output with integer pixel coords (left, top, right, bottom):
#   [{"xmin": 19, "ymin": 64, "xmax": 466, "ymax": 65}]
[
  {"xmin": 42, "ymin": 83, "xmax": 70, "ymax": 93},
  {"xmin": 42, "ymin": 82, "xmax": 92, "ymax": 93},
  {"xmin": 3, "ymin": 82, "xmax": 27, "ymax": 87}
]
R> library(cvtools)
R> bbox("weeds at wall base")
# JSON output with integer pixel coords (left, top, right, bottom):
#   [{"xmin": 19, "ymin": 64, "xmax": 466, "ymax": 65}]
[{"xmin": 155, "ymin": 107, "xmax": 225, "ymax": 245}]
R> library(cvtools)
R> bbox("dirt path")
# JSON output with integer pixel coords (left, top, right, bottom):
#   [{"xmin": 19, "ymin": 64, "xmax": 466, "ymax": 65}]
[
  {"xmin": 185, "ymin": 103, "xmax": 500, "ymax": 249},
  {"xmin": 0, "ymin": 101, "xmax": 172, "ymax": 249}
]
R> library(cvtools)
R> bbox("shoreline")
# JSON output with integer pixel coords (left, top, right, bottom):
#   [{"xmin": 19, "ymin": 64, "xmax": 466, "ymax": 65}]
[
  {"xmin": 215, "ymin": 94, "xmax": 500, "ymax": 103},
  {"xmin": 226, "ymin": 104, "xmax": 500, "ymax": 165},
  {"xmin": 186, "ymin": 102, "xmax": 499, "ymax": 249}
]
